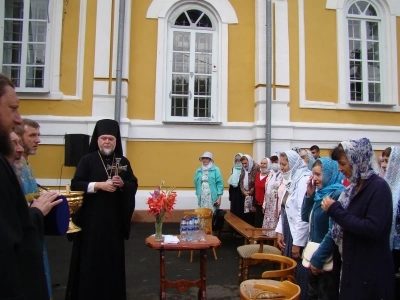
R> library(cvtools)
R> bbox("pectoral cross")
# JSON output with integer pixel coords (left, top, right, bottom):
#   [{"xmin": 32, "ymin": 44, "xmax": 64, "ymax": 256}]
[{"xmin": 107, "ymin": 158, "xmax": 127, "ymax": 177}]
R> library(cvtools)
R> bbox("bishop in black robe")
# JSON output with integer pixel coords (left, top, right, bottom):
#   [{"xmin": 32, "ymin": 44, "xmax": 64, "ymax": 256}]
[{"xmin": 65, "ymin": 119, "xmax": 138, "ymax": 300}]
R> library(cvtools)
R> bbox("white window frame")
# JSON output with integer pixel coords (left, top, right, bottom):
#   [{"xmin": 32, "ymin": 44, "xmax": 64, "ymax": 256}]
[
  {"xmin": 166, "ymin": 7, "xmax": 218, "ymax": 122},
  {"xmin": 0, "ymin": 0, "xmax": 54, "ymax": 92},
  {"xmin": 0, "ymin": 0, "xmax": 86, "ymax": 100},
  {"xmin": 345, "ymin": 1, "xmax": 384, "ymax": 104},
  {"xmin": 146, "ymin": 0, "xmax": 238, "ymax": 123},
  {"xmin": 328, "ymin": 0, "xmax": 399, "ymax": 110}
]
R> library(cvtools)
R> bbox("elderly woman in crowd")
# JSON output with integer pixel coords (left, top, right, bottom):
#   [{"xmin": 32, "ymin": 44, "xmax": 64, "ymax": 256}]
[
  {"xmin": 322, "ymin": 138, "xmax": 394, "ymax": 300},
  {"xmin": 262, "ymin": 152, "xmax": 282, "ymax": 237},
  {"xmin": 382, "ymin": 146, "xmax": 400, "ymax": 284},
  {"xmin": 228, "ymin": 153, "xmax": 245, "ymax": 220},
  {"xmin": 194, "ymin": 151, "xmax": 224, "ymax": 211},
  {"xmin": 239, "ymin": 154, "xmax": 259, "ymax": 226},
  {"xmin": 275, "ymin": 150, "xmax": 312, "ymax": 300},
  {"xmin": 254, "ymin": 157, "xmax": 271, "ymax": 227},
  {"xmin": 300, "ymin": 149, "xmax": 316, "ymax": 171},
  {"xmin": 301, "ymin": 158, "xmax": 345, "ymax": 300}
]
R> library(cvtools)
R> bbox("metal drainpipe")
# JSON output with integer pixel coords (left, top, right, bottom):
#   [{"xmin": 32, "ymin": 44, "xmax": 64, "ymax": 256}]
[
  {"xmin": 265, "ymin": 0, "xmax": 273, "ymax": 157},
  {"xmin": 114, "ymin": 0, "xmax": 126, "ymax": 123}
]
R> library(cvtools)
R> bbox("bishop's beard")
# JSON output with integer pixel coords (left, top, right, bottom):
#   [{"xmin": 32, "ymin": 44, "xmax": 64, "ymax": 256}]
[
  {"xmin": 99, "ymin": 146, "xmax": 115, "ymax": 156},
  {"xmin": 0, "ymin": 126, "xmax": 12, "ymax": 157}
]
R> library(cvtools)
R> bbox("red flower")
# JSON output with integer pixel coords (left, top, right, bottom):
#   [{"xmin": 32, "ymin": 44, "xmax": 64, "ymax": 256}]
[{"xmin": 146, "ymin": 182, "xmax": 177, "ymax": 220}]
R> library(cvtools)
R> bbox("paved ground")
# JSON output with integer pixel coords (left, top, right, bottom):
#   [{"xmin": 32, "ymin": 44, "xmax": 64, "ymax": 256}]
[{"xmin": 46, "ymin": 222, "xmax": 264, "ymax": 300}]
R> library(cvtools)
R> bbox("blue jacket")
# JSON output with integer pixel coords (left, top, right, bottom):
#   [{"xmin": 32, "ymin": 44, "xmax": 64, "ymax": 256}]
[
  {"xmin": 301, "ymin": 189, "xmax": 343, "ymax": 269},
  {"xmin": 194, "ymin": 166, "xmax": 224, "ymax": 206}
]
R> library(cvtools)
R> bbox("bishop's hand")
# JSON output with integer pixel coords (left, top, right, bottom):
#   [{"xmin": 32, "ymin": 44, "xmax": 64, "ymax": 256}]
[
  {"xmin": 112, "ymin": 175, "xmax": 124, "ymax": 188},
  {"xmin": 100, "ymin": 181, "xmax": 117, "ymax": 193}
]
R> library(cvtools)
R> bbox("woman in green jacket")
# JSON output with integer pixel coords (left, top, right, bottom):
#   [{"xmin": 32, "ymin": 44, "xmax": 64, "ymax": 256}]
[{"xmin": 194, "ymin": 152, "xmax": 224, "ymax": 211}]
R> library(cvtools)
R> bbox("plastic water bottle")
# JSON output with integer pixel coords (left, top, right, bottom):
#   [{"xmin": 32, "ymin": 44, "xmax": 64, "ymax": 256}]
[
  {"xmin": 180, "ymin": 218, "xmax": 187, "ymax": 241},
  {"xmin": 187, "ymin": 217, "xmax": 194, "ymax": 242},
  {"xmin": 193, "ymin": 217, "xmax": 200, "ymax": 242}
]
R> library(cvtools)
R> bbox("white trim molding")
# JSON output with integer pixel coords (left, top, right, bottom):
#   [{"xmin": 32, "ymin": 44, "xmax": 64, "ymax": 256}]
[
  {"xmin": 147, "ymin": 0, "xmax": 238, "ymax": 24},
  {"xmin": 299, "ymin": 0, "xmax": 400, "ymax": 111},
  {"xmin": 326, "ymin": 0, "xmax": 400, "ymax": 16},
  {"xmin": 24, "ymin": 114, "xmax": 400, "ymax": 155}
]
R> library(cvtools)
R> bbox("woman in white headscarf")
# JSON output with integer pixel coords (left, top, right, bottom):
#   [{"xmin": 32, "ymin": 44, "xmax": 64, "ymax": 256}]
[
  {"xmin": 228, "ymin": 153, "xmax": 245, "ymax": 220},
  {"xmin": 262, "ymin": 152, "xmax": 282, "ymax": 237},
  {"xmin": 275, "ymin": 150, "xmax": 312, "ymax": 300},
  {"xmin": 194, "ymin": 151, "xmax": 224, "ymax": 211},
  {"xmin": 382, "ymin": 146, "xmax": 400, "ymax": 283},
  {"xmin": 239, "ymin": 154, "xmax": 259, "ymax": 226}
]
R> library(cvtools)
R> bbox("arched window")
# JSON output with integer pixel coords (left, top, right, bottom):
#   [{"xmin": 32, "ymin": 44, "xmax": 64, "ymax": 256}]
[
  {"xmin": 347, "ymin": 1, "xmax": 381, "ymax": 103},
  {"xmin": 166, "ymin": 7, "xmax": 218, "ymax": 121}
]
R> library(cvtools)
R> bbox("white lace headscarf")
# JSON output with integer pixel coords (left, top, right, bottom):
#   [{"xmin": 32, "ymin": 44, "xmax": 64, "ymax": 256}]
[{"xmin": 384, "ymin": 146, "xmax": 400, "ymax": 250}]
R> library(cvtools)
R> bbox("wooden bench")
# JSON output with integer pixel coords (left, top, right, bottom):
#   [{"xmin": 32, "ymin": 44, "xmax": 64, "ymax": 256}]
[
  {"xmin": 223, "ymin": 211, "xmax": 278, "ymax": 246},
  {"xmin": 223, "ymin": 211, "xmax": 281, "ymax": 282}
]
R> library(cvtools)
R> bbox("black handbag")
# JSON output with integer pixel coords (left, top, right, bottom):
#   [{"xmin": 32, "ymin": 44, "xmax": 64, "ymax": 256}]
[{"xmin": 212, "ymin": 208, "xmax": 226, "ymax": 231}]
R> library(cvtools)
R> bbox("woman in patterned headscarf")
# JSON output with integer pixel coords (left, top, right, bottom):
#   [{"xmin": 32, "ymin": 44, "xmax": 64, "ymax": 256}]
[
  {"xmin": 239, "ymin": 154, "xmax": 259, "ymax": 226},
  {"xmin": 382, "ymin": 146, "xmax": 400, "ymax": 282},
  {"xmin": 275, "ymin": 150, "xmax": 312, "ymax": 300},
  {"xmin": 322, "ymin": 138, "xmax": 394, "ymax": 300},
  {"xmin": 301, "ymin": 158, "xmax": 345, "ymax": 299}
]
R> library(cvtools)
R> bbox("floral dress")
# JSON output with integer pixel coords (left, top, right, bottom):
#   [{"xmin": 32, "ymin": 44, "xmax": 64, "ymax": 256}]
[
  {"xmin": 200, "ymin": 170, "xmax": 214, "ymax": 211},
  {"xmin": 262, "ymin": 173, "xmax": 282, "ymax": 237}
]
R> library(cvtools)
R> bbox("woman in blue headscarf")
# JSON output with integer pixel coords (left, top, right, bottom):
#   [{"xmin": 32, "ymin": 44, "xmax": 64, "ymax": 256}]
[
  {"xmin": 301, "ymin": 158, "xmax": 345, "ymax": 299},
  {"xmin": 321, "ymin": 138, "xmax": 394, "ymax": 300}
]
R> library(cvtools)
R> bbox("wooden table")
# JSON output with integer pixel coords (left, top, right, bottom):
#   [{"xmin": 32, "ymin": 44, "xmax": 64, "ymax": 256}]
[{"xmin": 146, "ymin": 235, "xmax": 221, "ymax": 300}]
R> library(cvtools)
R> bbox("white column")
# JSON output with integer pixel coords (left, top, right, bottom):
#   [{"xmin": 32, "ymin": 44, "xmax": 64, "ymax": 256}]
[{"xmin": 92, "ymin": 0, "xmax": 131, "ymax": 119}]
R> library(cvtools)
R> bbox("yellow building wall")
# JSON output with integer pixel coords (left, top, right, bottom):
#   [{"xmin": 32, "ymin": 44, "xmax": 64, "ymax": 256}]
[
  {"xmin": 29, "ymin": 145, "xmax": 76, "ymax": 182},
  {"xmin": 227, "ymin": 0, "xmax": 255, "ymax": 122},
  {"xmin": 19, "ymin": 0, "xmax": 96, "ymax": 116},
  {"xmin": 126, "ymin": 141, "xmax": 253, "ymax": 190},
  {"xmin": 128, "ymin": 0, "xmax": 158, "ymax": 120},
  {"xmin": 288, "ymin": 1, "xmax": 400, "ymax": 126},
  {"xmin": 304, "ymin": 1, "xmax": 337, "ymax": 102}
]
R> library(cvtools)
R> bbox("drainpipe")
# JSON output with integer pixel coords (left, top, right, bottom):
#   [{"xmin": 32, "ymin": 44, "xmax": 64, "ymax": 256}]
[
  {"xmin": 265, "ymin": 0, "xmax": 273, "ymax": 157},
  {"xmin": 114, "ymin": 0, "xmax": 126, "ymax": 123}
]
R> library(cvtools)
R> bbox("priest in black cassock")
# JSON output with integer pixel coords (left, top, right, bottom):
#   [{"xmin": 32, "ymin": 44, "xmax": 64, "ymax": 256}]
[{"xmin": 65, "ymin": 119, "xmax": 138, "ymax": 300}]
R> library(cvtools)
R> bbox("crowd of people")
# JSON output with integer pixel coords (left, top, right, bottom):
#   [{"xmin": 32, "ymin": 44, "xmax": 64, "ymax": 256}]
[
  {"xmin": 1, "ymin": 68, "xmax": 399, "ymax": 300},
  {"xmin": 195, "ymin": 143, "xmax": 398, "ymax": 299}
]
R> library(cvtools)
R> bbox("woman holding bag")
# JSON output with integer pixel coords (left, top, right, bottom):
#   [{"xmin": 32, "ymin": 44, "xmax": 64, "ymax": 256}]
[{"xmin": 301, "ymin": 158, "xmax": 345, "ymax": 300}]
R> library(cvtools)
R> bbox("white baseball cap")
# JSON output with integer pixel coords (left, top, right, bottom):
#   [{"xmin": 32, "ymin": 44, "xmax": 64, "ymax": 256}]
[{"xmin": 199, "ymin": 151, "xmax": 213, "ymax": 162}]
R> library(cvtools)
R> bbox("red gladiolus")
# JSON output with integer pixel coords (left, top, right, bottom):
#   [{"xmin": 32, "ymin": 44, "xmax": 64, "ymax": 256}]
[{"xmin": 146, "ymin": 182, "xmax": 177, "ymax": 221}]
